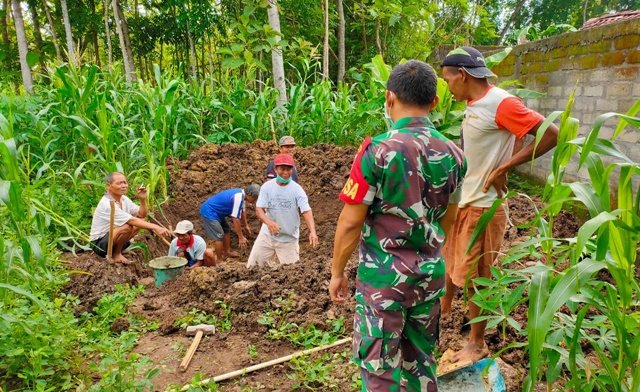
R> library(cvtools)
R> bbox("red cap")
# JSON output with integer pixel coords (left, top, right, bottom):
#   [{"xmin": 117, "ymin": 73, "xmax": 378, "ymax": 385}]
[{"xmin": 274, "ymin": 154, "xmax": 294, "ymax": 167}]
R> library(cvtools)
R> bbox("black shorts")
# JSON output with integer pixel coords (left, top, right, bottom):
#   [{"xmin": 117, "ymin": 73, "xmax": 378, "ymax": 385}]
[{"xmin": 90, "ymin": 234, "xmax": 131, "ymax": 258}]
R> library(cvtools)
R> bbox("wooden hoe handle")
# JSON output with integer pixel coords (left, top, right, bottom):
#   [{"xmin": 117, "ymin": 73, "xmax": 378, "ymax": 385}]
[
  {"xmin": 179, "ymin": 329, "xmax": 204, "ymax": 372},
  {"xmin": 107, "ymin": 200, "xmax": 115, "ymax": 259}
]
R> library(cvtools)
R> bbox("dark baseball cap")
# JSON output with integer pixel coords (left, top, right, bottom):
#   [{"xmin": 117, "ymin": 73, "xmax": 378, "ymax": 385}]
[{"xmin": 440, "ymin": 46, "xmax": 497, "ymax": 79}]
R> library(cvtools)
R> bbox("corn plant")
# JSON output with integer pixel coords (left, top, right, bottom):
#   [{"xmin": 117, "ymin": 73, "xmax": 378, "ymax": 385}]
[{"xmin": 470, "ymin": 96, "xmax": 640, "ymax": 391}]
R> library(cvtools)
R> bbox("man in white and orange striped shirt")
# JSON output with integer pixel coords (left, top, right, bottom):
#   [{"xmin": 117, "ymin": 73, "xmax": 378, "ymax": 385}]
[{"xmin": 439, "ymin": 46, "xmax": 559, "ymax": 363}]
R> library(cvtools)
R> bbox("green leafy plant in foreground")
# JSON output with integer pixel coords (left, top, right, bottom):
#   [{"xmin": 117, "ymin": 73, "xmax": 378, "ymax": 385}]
[
  {"xmin": 288, "ymin": 353, "xmax": 339, "ymax": 391},
  {"xmin": 469, "ymin": 95, "xmax": 640, "ymax": 391},
  {"xmin": 166, "ymin": 372, "xmax": 219, "ymax": 392},
  {"xmin": 175, "ymin": 301, "xmax": 233, "ymax": 333},
  {"xmin": 248, "ymin": 344, "xmax": 258, "ymax": 358},
  {"xmin": 258, "ymin": 294, "xmax": 346, "ymax": 349}
]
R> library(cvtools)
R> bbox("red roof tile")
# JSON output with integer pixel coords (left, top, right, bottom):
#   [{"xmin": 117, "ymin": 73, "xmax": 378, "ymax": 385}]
[{"xmin": 581, "ymin": 10, "xmax": 640, "ymax": 30}]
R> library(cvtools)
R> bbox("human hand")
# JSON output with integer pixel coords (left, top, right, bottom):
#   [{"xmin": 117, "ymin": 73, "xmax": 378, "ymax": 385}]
[
  {"xmin": 483, "ymin": 167, "xmax": 508, "ymax": 197},
  {"xmin": 329, "ymin": 272, "xmax": 348, "ymax": 302},
  {"xmin": 266, "ymin": 221, "xmax": 281, "ymax": 236},
  {"xmin": 309, "ymin": 233, "xmax": 319, "ymax": 248},
  {"xmin": 245, "ymin": 225, "xmax": 253, "ymax": 238},
  {"xmin": 137, "ymin": 184, "xmax": 148, "ymax": 200},
  {"xmin": 154, "ymin": 226, "xmax": 170, "ymax": 237},
  {"xmin": 239, "ymin": 236, "xmax": 248, "ymax": 249}
]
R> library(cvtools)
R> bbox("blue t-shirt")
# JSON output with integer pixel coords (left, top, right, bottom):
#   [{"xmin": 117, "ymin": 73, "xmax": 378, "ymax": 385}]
[{"xmin": 200, "ymin": 189, "xmax": 245, "ymax": 221}]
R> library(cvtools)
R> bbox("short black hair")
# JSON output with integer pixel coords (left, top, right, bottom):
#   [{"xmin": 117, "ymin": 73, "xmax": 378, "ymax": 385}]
[{"xmin": 386, "ymin": 60, "xmax": 438, "ymax": 107}]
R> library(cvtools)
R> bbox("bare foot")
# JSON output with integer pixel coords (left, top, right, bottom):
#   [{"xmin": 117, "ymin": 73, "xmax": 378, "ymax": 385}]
[
  {"xmin": 112, "ymin": 254, "xmax": 130, "ymax": 264},
  {"xmin": 225, "ymin": 251, "xmax": 240, "ymax": 258},
  {"xmin": 449, "ymin": 341, "xmax": 490, "ymax": 363}
]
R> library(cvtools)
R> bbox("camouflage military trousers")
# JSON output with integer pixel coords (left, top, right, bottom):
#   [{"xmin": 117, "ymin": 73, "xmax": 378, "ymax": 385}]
[{"xmin": 353, "ymin": 299, "xmax": 440, "ymax": 392}]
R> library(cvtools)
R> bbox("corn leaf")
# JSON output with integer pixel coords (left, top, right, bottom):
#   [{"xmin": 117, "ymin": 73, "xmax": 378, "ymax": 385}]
[
  {"xmin": 525, "ymin": 263, "xmax": 551, "ymax": 391},
  {"xmin": 465, "ymin": 192, "xmax": 515, "ymax": 255}
]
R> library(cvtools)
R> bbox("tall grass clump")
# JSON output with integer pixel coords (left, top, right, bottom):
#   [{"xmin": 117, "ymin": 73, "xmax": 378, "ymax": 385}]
[{"xmin": 471, "ymin": 96, "xmax": 640, "ymax": 391}]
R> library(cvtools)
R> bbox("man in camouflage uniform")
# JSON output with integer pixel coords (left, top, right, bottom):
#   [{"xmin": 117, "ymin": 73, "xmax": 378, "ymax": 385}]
[{"xmin": 329, "ymin": 60, "xmax": 467, "ymax": 391}]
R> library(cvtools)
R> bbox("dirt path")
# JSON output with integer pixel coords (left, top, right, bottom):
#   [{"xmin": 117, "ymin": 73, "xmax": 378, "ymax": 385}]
[{"xmin": 64, "ymin": 140, "xmax": 583, "ymax": 391}]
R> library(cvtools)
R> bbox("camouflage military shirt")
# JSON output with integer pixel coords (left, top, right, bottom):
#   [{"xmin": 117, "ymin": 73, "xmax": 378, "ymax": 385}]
[{"xmin": 340, "ymin": 116, "xmax": 466, "ymax": 311}]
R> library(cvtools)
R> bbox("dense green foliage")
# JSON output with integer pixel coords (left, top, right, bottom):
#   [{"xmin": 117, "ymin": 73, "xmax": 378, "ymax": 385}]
[{"xmin": 2, "ymin": 0, "xmax": 638, "ymax": 89}]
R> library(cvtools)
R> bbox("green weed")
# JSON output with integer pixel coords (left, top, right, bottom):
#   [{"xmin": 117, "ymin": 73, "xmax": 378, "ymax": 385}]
[
  {"xmin": 174, "ymin": 301, "xmax": 233, "ymax": 333},
  {"xmin": 288, "ymin": 353, "xmax": 340, "ymax": 391},
  {"xmin": 247, "ymin": 344, "xmax": 258, "ymax": 358},
  {"xmin": 258, "ymin": 295, "xmax": 347, "ymax": 349}
]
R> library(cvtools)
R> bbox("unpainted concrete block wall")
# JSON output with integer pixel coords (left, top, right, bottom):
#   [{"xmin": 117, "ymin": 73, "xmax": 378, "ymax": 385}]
[{"xmin": 489, "ymin": 18, "xmax": 640, "ymax": 188}]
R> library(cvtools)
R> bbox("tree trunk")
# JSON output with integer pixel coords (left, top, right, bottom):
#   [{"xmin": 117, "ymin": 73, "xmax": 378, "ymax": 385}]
[
  {"xmin": 337, "ymin": 0, "xmax": 345, "ymax": 82},
  {"xmin": 11, "ymin": 0, "xmax": 33, "ymax": 92},
  {"xmin": 27, "ymin": 0, "xmax": 46, "ymax": 69},
  {"xmin": 375, "ymin": 19, "xmax": 382, "ymax": 56},
  {"xmin": 60, "ymin": 0, "xmax": 74, "ymax": 62},
  {"xmin": 497, "ymin": 0, "xmax": 526, "ymax": 44},
  {"xmin": 88, "ymin": 0, "xmax": 100, "ymax": 66},
  {"xmin": 42, "ymin": 0, "xmax": 61, "ymax": 63},
  {"xmin": 1, "ymin": 0, "xmax": 11, "ymax": 71},
  {"xmin": 103, "ymin": 0, "xmax": 112, "ymax": 65},
  {"xmin": 112, "ymin": 0, "xmax": 136, "ymax": 81},
  {"xmin": 322, "ymin": 0, "xmax": 329, "ymax": 80},
  {"xmin": 267, "ymin": 0, "xmax": 287, "ymax": 104},
  {"xmin": 186, "ymin": 17, "xmax": 197, "ymax": 79},
  {"xmin": 207, "ymin": 34, "xmax": 214, "ymax": 93},
  {"xmin": 582, "ymin": 0, "xmax": 589, "ymax": 26},
  {"xmin": 359, "ymin": 0, "xmax": 367, "ymax": 54}
]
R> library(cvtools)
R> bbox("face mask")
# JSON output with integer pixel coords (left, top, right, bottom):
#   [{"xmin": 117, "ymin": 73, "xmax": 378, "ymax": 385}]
[
  {"xmin": 276, "ymin": 175, "xmax": 292, "ymax": 184},
  {"xmin": 384, "ymin": 102, "xmax": 393, "ymax": 127}
]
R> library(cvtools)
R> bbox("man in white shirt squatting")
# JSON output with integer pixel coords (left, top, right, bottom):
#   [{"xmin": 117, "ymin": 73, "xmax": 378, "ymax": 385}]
[{"xmin": 89, "ymin": 172, "xmax": 170, "ymax": 264}]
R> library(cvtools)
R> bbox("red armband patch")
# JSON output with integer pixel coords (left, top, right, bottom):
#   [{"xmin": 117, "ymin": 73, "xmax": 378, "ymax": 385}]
[{"xmin": 339, "ymin": 137, "xmax": 372, "ymax": 204}]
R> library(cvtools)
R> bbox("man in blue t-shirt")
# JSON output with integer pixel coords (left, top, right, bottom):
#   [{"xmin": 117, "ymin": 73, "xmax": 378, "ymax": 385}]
[{"xmin": 200, "ymin": 184, "xmax": 260, "ymax": 262}]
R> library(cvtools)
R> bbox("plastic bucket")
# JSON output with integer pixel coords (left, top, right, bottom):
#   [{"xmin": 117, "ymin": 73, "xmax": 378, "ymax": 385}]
[{"xmin": 149, "ymin": 256, "xmax": 187, "ymax": 287}]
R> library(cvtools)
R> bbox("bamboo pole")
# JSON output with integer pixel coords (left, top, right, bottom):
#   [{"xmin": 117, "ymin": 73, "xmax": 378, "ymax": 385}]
[
  {"xmin": 106, "ymin": 200, "xmax": 115, "ymax": 259},
  {"xmin": 179, "ymin": 337, "xmax": 351, "ymax": 391}
]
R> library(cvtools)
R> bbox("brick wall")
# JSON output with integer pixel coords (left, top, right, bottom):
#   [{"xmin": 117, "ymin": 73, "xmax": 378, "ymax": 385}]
[{"xmin": 487, "ymin": 18, "xmax": 640, "ymax": 187}]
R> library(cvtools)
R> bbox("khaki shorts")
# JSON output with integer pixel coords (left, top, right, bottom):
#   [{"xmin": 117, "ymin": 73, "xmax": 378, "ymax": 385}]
[
  {"xmin": 246, "ymin": 231, "xmax": 299, "ymax": 268},
  {"xmin": 443, "ymin": 205, "xmax": 508, "ymax": 288}
]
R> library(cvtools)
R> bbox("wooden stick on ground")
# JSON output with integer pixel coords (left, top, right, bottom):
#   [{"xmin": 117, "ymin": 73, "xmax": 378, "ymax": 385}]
[
  {"xmin": 178, "ymin": 337, "xmax": 352, "ymax": 391},
  {"xmin": 106, "ymin": 200, "xmax": 115, "ymax": 259},
  {"xmin": 157, "ymin": 234, "xmax": 172, "ymax": 247}
]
